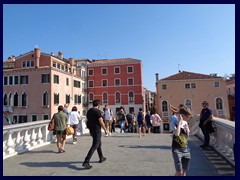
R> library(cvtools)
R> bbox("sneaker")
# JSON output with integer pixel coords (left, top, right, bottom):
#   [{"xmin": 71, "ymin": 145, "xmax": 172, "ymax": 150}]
[
  {"xmin": 109, "ymin": 132, "xmax": 111, "ymax": 136},
  {"xmin": 105, "ymin": 134, "xmax": 108, "ymax": 137},
  {"xmin": 73, "ymin": 141, "xmax": 77, "ymax": 144},
  {"xmin": 82, "ymin": 162, "xmax": 92, "ymax": 169},
  {"xmin": 99, "ymin": 157, "xmax": 106, "ymax": 163}
]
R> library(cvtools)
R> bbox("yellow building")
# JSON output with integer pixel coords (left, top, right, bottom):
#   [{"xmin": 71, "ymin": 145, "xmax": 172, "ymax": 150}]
[{"xmin": 155, "ymin": 71, "xmax": 230, "ymax": 122}]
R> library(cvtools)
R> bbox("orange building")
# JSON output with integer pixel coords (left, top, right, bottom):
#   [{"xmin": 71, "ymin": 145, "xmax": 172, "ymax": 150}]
[
  {"xmin": 87, "ymin": 58, "xmax": 144, "ymax": 114},
  {"xmin": 3, "ymin": 48, "xmax": 86, "ymax": 125},
  {"xmin": 226, "ymin": 76, "xmax": 235, "ymax": 121},
  {"xmin": 155, "ymin": 71, "xmax": 230, "ymax": 122}
]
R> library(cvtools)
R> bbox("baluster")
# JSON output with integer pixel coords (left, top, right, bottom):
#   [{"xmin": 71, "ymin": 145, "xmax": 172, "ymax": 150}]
[
  {"xmin": 3, "ymin": 141, "xmax": 6, "ymax": 157},
  {"xmin": 37, "ymin": 127, "xmax": 43, "ymax": 144},
  {"xmin": 6, "ymin": 132, "xmax": 15, "ymax": 155},
  {"xmin": 31, "ymin": 128, "xmax": 37, "ymax": 146},
  {"xmin": 15, "ymin": 131, "xmax": 24, "ymax": 153},
  {"xmin": 23, "ymin": 130, "xmax": 31, "ymax": 149}
]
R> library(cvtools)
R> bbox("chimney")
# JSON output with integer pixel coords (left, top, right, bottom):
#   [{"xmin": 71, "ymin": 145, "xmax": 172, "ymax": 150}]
[
  {"xmin": 34, "ymin": 48, "xmax": 41, "ymax": 68},
  {"xmin": 155, "ymin": 73, "xmax": 159, "ymax": 82},
  {"xmin": 69, "ymin": 58, "xmax": 75, "ymax": 66},
  {"xmin": 58, "ymin": 51, "xmax": 63, "ymax": 59}
]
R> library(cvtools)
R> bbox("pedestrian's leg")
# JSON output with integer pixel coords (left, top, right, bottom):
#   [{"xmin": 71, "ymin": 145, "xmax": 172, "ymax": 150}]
[
  {"xmin": 84, "ymin": 132, "xmax": 99, "ymax": 162},
  {"xmin": 61, "ymin": 135, "xmax": 66, "ymax": 151},
  {"xmin": 56, "ymin": 135, "xmax": 62, "ymax": 152}
]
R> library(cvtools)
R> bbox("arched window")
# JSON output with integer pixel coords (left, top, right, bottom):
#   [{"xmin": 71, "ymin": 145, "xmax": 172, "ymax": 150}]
[
  {"xmin": 8, "ymin": 93, "xmax": 13, "ymax": 106},
  {"xmin": 14, "ymin": 92, "xmax": 19, "ymax": 107},
  {"xmin": 103, "ymin": 92, "xmax": 108, "ymax": 103},
  {"xmin": 21, "ymin": 92, "xmax": 27, "ymax": 107},
  {"xmin": 3, "ymin": 94, "xmax": 7, "ymax": 105},
  {"xmin": 185, "ymin": 99, "xmax": 192, "ymax": 110},
  {"xmin": 43, "ymin": 91, "xmax": 49, "ymax": 106},
  {"xmin": 162, "ymin": 101, "xmax": 168, "ymax": 112},
  {"xmin": 89, "ymin": 93, "xmax": 94, "ymax": 103},
  {"xmin": 216, "ymin": 98, "xmax": 223, "ymax": 110},
  {"xmin": 115, "ymin": 92, "xmax": 121, "ymax": 103},
  {"xmin": 129, "ymin": 91, "xmax": 134, "ymax": 102}
]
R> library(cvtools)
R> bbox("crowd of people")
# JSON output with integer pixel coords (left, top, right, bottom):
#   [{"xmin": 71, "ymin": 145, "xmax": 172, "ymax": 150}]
[{"xmin": 50, "ymin": 100, "xmax": 217, "ymax": 175}]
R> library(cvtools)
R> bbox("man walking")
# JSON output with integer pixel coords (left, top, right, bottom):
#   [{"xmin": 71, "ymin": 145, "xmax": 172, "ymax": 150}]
[
  {"xmin": 82, "ymin": 100, "xmax": 108, "ymax": 169},
  {"xmin": 199, "ymin": 101, "xmax": 214, "ymax": 149}
]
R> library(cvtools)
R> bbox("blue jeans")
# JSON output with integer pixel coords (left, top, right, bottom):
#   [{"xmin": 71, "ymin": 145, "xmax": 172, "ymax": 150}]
[{"xmin": 119, "ymin": 120, "xmax": 125, "ymax": 133}]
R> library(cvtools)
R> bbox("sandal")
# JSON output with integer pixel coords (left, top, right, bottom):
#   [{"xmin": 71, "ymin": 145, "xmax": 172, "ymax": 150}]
[
  {"xmin": 61, "ymin": 149, "xmax": 66, "ymax": 153},
  {"xmin": 57, "ymin": 150, "xmax": 62, "ymax": 153}
]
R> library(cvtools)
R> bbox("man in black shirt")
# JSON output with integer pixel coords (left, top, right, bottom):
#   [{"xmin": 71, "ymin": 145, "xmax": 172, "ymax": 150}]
[{"xmin": 82, "ymin": 100, "xmax": 108, "ymax": 169}]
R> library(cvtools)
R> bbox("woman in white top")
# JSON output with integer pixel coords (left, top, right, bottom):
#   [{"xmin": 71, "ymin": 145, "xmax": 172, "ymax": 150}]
[
  {"xmin": 68, "ymin": 106, "xmax": 81, "ymax": 144},
  {"xmin": 151, "ymin": 109, "xmax": 163, "ymax": 133}
]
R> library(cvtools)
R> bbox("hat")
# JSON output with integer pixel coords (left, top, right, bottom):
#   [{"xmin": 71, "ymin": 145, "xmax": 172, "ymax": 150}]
[{"xmin": 178, "ymin": 106, "xmax": 191, "ymax": 116}]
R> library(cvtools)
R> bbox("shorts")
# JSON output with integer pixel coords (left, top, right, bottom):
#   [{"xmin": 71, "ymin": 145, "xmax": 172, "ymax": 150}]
[
  {"xmin": 53, "ymin": 129, "xmax": 67, "ymax": 135},
  {"xmin": 172, "ymin": 148, "xmax": 191, "ymax": 172}
]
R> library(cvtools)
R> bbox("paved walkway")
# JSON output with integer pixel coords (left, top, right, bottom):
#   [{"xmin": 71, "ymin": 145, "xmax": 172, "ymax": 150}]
[{"xmin": 3, "ymin": 130, "xmax": 235, "ymax": 176}]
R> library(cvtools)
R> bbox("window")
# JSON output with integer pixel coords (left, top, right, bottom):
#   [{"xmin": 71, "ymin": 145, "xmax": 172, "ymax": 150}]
[
  {"xmin": 74, "ymin": 94, "xmax": 81, "ymax": 104},
  {"xmin": 102, "ymin": 80, "xmax": 108, "ymax": 87},
  {"xmin": 216, "ymin": 98, "xmax": 223, "ymax": 110},
  {"xmin": 14, "ymin": 76, "xmax": 19, "ymax": 85},
  {"xmin": 43, "ymin": 114, "xmax": 49, "ymax": 120},
  {"xmin": 31, "ymin": 61, "xmax": 35, "ymax": 67},
  {"xmin": 74, "ymin": 80, "xmax": 81, "ymax": 88},
  {"xmin": 103, "ymin": 92, "xmax": 108, "ymax": 103},
  {"xmin": 4, "ymin": 77, "xmax": 8, "ymax": 85},
  {"xmin": 9, "ymin": 76, "xmax": 13, "ymax": 85},
  {"xmin": 127, "ymin": 66, "xmax": 133, "ymax": 73},
  {"xmin": 129, "ymin": 91, "xmax": 134, "ymax": 102},
  {"xmin": 185, "ymin": 83, "xmax": 190, "ymax": 89},
  {"xmin": 162, "ymin": 101, "xmax": 168, "ymax": 112},
  {"xmin": 128, "ymin": 78, "xmax": 134, "ymax": 85},
  {"xmin": 54, "ymin": 93, "xmax": 59, "ymax": 105},
  {"xmin": 185, "ymin": 99, "xmax": 192, "ymax": 110},
  {"xmin": 26, "ymin": 61, "xmax": 30, "ymax": 67},
  {"xmin": 115, "ymin": 79, "xmax": 120, "ymax": 86},
  {"xmin": 21, "ymin": 92, "xmax": 27, "ymax": 107},
  {"xmin": 88, "ymin": 69, "xmax": 94, "ymax": 76},
  {"xmin": 20, "ymin": 75, "xmax": 28, "ymax": 84},
  {"xmin": 66, "ymin": 94, "xmax": 70, "ymax": 104},
  {"xmin": 88, "ymin": 80, "xmax": 94, "ymax": 87},
  {"xmin": 8, "ymin": 93, "xmax": 13, "ymax": 106},
  {"xmin": 42, "ymin": 74, "xmax": 50, "ymax": 83},
  {"xmin": 115, "ymin": 92, "xmax": 121, "ymax": 103},
  {"xmin": 19, "ymin": 115, "xmax": 27, "ymax": 123},
  {"xmin": 22, "ymin": 61, "xmax": 26, "ymax": 67},
  {"xmin": 191, "ymin": 83, "xmax": 196, "ymax": 88},
  {"xmin": 162, "ymin": 84, "xmax": 167, "ymax": 90},
  {"xmin": 66, "ymin": 78, "xmax": 69, "ymax": 86},
  {"xmin": 32, "ymin": 115, "xmax": 37, "ymax": 121},
  {"xmin": 129, "ymin": 107, "xmax": 134, "ymax": 114},
  {"xmin": 3, "ymin": 94, "xmax": 7, "ymax": 105},
  {"xmin": 54, "ymin": 75, "xmax": 59, "ymax": 84},
  {"xmin": 114, "ymin": 67, "xmax": 120, "ymax": 74},
  {"xmin": 43, "ymin": 91, "xmax": 49, "ymax": 106},
  {"xmin": 14, "ymin": 92, "xmax": 19, "ymax": 107},
  {"xmin": 102, "ymin": 68, "xmax": 107, "ymax": 75},
  {"xmin": 214, "ymin": 82, "xmax": 220, "ymax": 87},
  {"xmin": 89, "ymin": 93, "xmax": 94, "ymax": 103},
  {"xmin": 52, "ymin": 62, "xmax": 57, "ymax": 68}
]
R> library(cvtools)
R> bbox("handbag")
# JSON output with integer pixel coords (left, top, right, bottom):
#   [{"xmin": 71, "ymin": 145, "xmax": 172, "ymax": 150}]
[
  {"xmin": 48, "ymin": 118, "xmax": 55, "ymax": 131},
  {"xmin": 66, "ymin": 126, "xmax": 74, "ymax": 135}
]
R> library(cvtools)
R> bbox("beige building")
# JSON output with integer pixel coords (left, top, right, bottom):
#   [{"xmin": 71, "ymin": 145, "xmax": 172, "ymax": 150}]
[
  {"xmin": 3, "ymin": 48, "xmax": 86, "ymax": 125},
  {"xmin": 155, "ymin": 71, "xmax": 230, "ymax": 122},
  {"xmin": 226, "ymin": 75, "xmax": 235, "ymax": 121}
]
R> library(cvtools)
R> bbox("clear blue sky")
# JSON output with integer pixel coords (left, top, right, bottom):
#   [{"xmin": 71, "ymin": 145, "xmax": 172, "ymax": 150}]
[{"xmin": 3, "ymin": 4, "xmax": 235, "ymax": 91}]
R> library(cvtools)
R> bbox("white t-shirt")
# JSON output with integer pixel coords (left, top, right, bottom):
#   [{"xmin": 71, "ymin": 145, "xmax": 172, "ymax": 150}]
[
  {"xmin": 68, "ymin": 111, "xmax": 80, "ymax": 125},
  {"xmin": 104, "ymin": 109, "xmax": 112, "ymax": 121}
]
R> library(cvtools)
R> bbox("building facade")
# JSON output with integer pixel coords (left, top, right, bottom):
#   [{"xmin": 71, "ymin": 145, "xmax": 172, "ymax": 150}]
[
  {"xmin": 87, "ymin": 58, "xmax": 144, "ymax": 115},
  {"xmin": 226, "ymin": 75, "xmax": 235, "ymax": 121},
  {"xmin": 3, "ymin": 48, "xmax": 86, "ymax": 125},
  {"xmin": 155, "ymin": 71, "xmax": 230, "ymax": 122}
]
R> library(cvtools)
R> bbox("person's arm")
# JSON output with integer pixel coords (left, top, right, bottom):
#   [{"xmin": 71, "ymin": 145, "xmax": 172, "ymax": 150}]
[
  {"xmin": 98, "ymin": 117, "xmax": 107, "ymax": 134},
  {"xmin": 173, "ymin": 115, "xmax": 182, "ymax": 137},
  {"xmin": 169, "ymin": 104, "xmax": 179, "ymax": 114}
]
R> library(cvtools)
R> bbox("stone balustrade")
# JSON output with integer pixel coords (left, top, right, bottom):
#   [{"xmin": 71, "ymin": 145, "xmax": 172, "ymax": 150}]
[
  {"xmin": 189, "ymin": 115, "xmax": 235, "ymax": 166},
  {"xmin": 3, "ymin": 116, "xmax": 88, "ymax": 160}
]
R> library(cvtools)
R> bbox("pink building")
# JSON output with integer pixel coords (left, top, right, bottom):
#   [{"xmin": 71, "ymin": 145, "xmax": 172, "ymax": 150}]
[
  {"xmin": 3, "ymin": 48, "xmax": 86, "ymax": 125},
  {"xmin": 87, "ymin": 58, "xmax": 144, "ymax": 114},
  {"xmin": 155, "ymin": 71, "xmax": 230, "ymax": 122}
]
